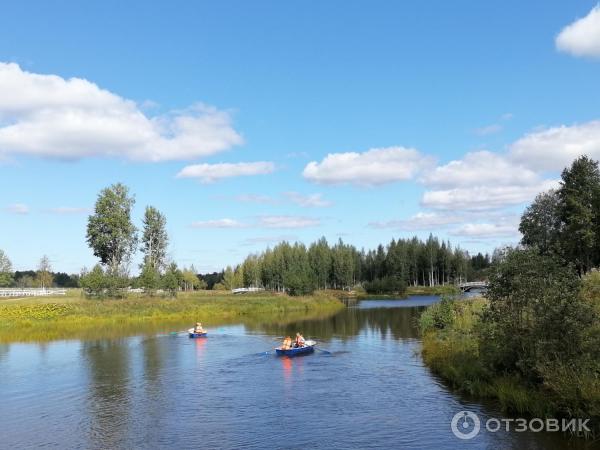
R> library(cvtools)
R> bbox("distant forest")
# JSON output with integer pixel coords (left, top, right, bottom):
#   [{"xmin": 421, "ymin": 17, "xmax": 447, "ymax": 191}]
[
  {"xmin": 2, "ymin": 236, "xmax": 491, "ymax": 295},
  {"xmin": 210, "ymin": 235, "xmax": 491, "ymax": 295}
]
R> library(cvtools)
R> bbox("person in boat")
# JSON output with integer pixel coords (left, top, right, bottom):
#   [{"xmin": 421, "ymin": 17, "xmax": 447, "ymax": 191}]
[
  {"xmin": 295, "ymin": 332, "xmax": 306, "ymax": 348},
  {"xmin": 281, "ymin": 336, "xmax": 292, "ymax": 350},
  {"xmin": 193, "ymin": 322, "xmax": 205, "ymax": 333}
]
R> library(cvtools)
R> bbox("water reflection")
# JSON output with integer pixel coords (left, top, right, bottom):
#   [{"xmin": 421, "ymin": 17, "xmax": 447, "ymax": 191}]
[
  {"xmin": 82, "ymin": 340, "xmax": 132, "ymax": 450},
  {"xmin": 247, "ymin": 299, "xmax": 427, "ymax": 342}
]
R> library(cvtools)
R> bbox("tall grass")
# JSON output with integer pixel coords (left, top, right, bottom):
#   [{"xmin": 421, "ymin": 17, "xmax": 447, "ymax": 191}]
[{"xmin": 0, "ymin": 291, "xmax": 343, "ymax": 343}]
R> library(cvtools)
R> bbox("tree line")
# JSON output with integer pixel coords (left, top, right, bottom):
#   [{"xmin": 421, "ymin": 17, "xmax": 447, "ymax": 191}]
[
  {"xmin": 218, "ymin": 235, "xmax": 489, "ymax": 296},
  {"xmin": 0, "ymin": 181, "xmax": 491, "ymax": 297}
]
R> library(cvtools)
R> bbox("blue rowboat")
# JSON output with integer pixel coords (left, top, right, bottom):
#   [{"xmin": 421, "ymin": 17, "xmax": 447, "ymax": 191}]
[
  {"xmin": 188, "ymin": 329, "xmax": 207, "ymax": 338},
  {"xmin": 275, "ymin": 344, "xmax": 315, "ymax": 356}
]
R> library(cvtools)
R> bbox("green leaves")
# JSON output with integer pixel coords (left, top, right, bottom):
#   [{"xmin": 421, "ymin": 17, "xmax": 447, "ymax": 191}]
[{"xmin": 86, "ymin": 183, "xmax": 137, "ymax": 273}]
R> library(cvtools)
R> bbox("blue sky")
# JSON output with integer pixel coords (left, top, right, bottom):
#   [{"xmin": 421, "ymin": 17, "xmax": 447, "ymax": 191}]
[{"xmin": 1, "ymin": 0, "xmax": 600, "ymax": 273}]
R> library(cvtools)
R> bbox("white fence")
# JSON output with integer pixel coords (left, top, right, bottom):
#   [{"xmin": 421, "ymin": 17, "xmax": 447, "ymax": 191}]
[{"xmin": 0, "ymin": 288, "xmax": 67, "ymax": 298}]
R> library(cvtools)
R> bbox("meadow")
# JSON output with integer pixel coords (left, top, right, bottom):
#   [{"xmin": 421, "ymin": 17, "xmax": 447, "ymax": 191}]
[{"xmin": 0, "ymin": 290, "xmax": 344, "ymax": 343}]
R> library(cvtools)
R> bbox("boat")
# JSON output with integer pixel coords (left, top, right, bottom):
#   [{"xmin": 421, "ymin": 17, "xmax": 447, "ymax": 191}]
[
  {"xmin": 188, "ymin": 328, "xmax": 207, "ymax": 338},
  {"xmin": 275, "ymin": 340, "xmax": 316, "ymax": 356}
]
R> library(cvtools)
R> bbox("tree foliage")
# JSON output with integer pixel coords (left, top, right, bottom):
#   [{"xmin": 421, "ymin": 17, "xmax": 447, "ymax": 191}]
[
  {"xmin": 36, "ymin": 255, "xmax": 53, "ymax": 289},
  {"xmin": 141, "ymin": 206, "xmax": 168, "ymax": 272},
  {"xmin": 0, "ymin": 249, "xmax": 13, "ymax": 287},
  {"xmin": 480, "ymin": 249, "xmax": 592, "ymax": 381},
  {"xmin": 227, "ymin": 235, "xmax": 478, "ymax": 296},
  {"xmin": 520, "ymin": 155, "xmax": 600, "ymax": 275},
  {"xmin": 86, "ymin": 183, "xmax": 138, "ymax": 274}
]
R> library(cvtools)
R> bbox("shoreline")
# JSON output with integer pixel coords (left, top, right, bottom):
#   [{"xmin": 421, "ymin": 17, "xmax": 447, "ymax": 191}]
[{"xmin": 0, "ymin": 291, "xmax": 344, "ymax": 343}]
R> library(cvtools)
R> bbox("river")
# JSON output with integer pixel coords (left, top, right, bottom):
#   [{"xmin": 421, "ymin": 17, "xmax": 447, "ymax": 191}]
[{"xmin": 0, "ymin": 295, "xmax": 594, "ymax": 449}]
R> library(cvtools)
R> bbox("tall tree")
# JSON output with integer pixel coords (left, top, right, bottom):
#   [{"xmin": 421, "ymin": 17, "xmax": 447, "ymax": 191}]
[
  {"xmin": 0, "ymin": 249, "xmax": 13, "ymax": 287},
  {"xmin": 141, "ymin": 206, "xmax": 168, "ymax": 272},
  {"xmin": 36, "ymin": 255, "xmax": 53, "ymax": 289},
  {"xmin": 519, "ymin": 190, "xmax": 562, "ymax": 254},
  {"xmin": 86, "ymin": 183, "xmax": 138, "ymax": 275},
  {"xmin": 558, "ymin": 156, "xmax": 600, "ymax": 275}
]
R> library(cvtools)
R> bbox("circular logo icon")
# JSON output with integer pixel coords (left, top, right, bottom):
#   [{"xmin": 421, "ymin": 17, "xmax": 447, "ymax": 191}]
[{"xmin": 451, "ymin": 411, "xmax": 481, "ymax": 440}]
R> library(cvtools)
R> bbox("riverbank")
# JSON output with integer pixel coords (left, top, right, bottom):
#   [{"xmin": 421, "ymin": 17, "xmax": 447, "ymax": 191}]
[
  {"xmin": 406, "ymin": 285, "xmax": 459, "ymax": 296},
  {"xmin": 419, "ymin": 297, "xmax": 600, "ymax": 433},
  {"xmin": 0, "ymin": 291, "xmax": 344, "ymax": 343}
]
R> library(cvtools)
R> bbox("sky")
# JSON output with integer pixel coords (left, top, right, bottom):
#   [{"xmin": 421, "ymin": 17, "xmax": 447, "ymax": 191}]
[{"xmin": 1, "ymin": 0, "xmax": 600, "ymax": 274}]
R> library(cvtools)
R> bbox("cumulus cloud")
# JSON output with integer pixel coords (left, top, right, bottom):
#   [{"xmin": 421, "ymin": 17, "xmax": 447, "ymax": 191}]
[
  {"xmin": 302, "ymin": 147, "xmax": 432, "ymax": 186},
  {"xmin": 509, "ymin": 120, "xmax": 600, "ymax": 171},
  {"xmin": 6, "ymin": 203, "xmax": 29, "ymax": 215},
  {"xmin": 258, "ymin": 215, "xmax": 320, "ymax": 228},
  {"xmin": 422, "ymin": 151, "xmax": 541, "ymax": 189},
  {"xmin": 283, "ymin": 192, "xmax": 332, "ymax": 207},
  {"xmin": 190, "ymin": 219, "xmax": 247, "ymax": 228},
  {"xmin": 368, "ymin": 212, "xmax": 463, "ymax": 230},
  {"xmin": 556, "ymin": 5, "xmax": 600, "ymax": 58},
  {"xmin": 449, "ymin": 222, "xmax": 519, "ymax": 239},
  {"xmin": 0, "ymin": 62, "xmax": 243, "ymax": 161},
  {"xmin": 421, "ymin": 151, "xmax": 559, "ymax": 210},
  {"xmin": 176, "ymin": 161, "xmax": 275, "ymax": 183},
  {"xmin": 421, "ymin": 181, "xmax": 558, "ymax": 211}
]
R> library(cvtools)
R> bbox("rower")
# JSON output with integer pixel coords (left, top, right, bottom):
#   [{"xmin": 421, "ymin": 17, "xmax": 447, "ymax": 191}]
[{"xmin": 295, "ymin": 332, "xmax": 306, "ymax": 348}]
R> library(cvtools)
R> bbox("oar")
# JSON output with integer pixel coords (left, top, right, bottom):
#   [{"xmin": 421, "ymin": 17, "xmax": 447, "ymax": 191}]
[{"xmin": 313, "ymin": 346, "xmax": 332, "ymax": 355}]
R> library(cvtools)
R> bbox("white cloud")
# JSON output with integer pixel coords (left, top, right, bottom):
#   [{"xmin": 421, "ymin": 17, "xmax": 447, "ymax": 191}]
[
  {"xmin": 283, "ymin": 192, "xmax": 332, "ymax": 207},
  {"xmin": 190, "ymin": 219, "xmax": 247, "ymax": 229},
  {"xmin": 45, "ymin": 206, "xmax": 90, "ymax": 214},
  {"xmin": 176, "ymin": 161, "xmax": 275, "ymax": 183},
  {"xmin": 368, "ymin": 212, "xmax": 462, "ymax": 230},
  {"xmin": 556, "ymin": 5, "xmax": 600, "ymax": 58},
  {"xmin": 509, "ymin": 120, "xmax": 600, "ymax": 171},
  {"xmin": 302, "ymin": 146, "xmax": 432, "ymax": 186},
  {"xmin": 449, "ymin": 222, "xmax": 519, "ymax": 239},
  {"xmin": 0, "ymin": 62, "xmax": 243, "ymax": 161},
  {"xmin": 6, "ymin": 203, "xmax": 29, "ymax": 214},
  {"xmin": 258, "ymin": 215, "xmax": 320, "ymax": 228},
  {"xmin": 421, "ymin": 150, "xmax": 559, "ymax": 210},
  {"xmin": 422, "ymin": 151, "xmax": 541, "ymax": 189},
  {"xmin": 421, "ymin": 181, "xmax": 558, "ymax": 211}
]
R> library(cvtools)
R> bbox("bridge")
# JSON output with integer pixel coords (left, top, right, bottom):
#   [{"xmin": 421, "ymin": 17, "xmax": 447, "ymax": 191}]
[{"xmin": 458, "ymin": 281, "xmax": 488, "ymax": 292}]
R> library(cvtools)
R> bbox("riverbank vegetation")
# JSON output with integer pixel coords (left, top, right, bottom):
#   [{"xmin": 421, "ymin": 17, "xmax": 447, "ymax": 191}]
[
  {"xmin": 0, "ymin": 291, "xmax": 344, "ymax": 343},
  {"xmin": 420, "ymin": 156, "xmax": 600, "ymax": 434}
]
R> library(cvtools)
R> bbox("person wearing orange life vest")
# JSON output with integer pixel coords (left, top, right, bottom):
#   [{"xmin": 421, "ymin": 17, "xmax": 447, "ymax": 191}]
[
  {"xmin": 281, "ymin": 336, "xmax": 292, "ymax": 350},
  {"xmin": 295, "ymin": 332, "xmax": 306, "ymax": 348}
]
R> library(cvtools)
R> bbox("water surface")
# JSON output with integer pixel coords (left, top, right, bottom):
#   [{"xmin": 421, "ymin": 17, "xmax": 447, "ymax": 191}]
[{"xmin": 0, "ymin": 296, "xmax": 594, "ymax": 449}]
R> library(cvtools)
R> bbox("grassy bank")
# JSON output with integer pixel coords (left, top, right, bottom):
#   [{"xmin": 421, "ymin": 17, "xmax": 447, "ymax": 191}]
[
  {"xmin": 420, "ymin": 297, "xmax": 600, "ymax": 431},
  {"xmin": 406, "ymin": 285, "xmax": 459, "ymax": 296},
  {"xmin": 0, "ymin": 291, "xmax": 344, "ymax": 343}
]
